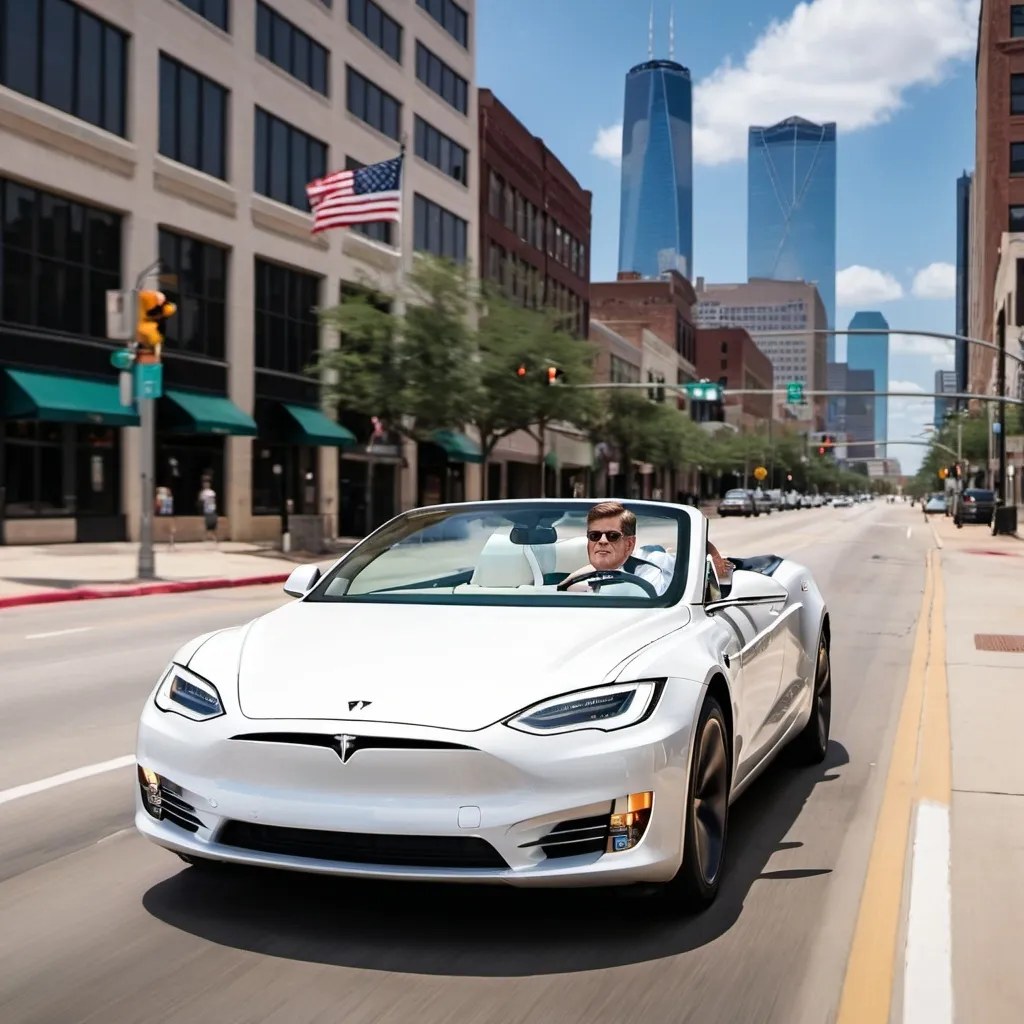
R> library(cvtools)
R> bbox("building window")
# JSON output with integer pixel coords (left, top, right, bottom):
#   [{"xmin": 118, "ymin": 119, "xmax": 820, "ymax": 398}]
[
  {"xmin": 1013, "ymin": 5, "xmax": 1024, "ymax": 36},
  {"xmin": 1013, "ymin": 74, "xmax": 1024, "ymax": 115},
  {"xmin": 254, "ymin": 108, "xmax": 327, "ymax": 210},
  {"xmin": 414, "ymin": 42, "xmax": 468, "ymax": 114},
  {"xmin": 0, "ymin": 178, "xmax": 121, "ymax": 338},
  {"xmin": 1011, "ymin": 205, "xmax": 1024, "ymax": 232},
  {"xmin": 416, "ymin": 0, "xmax": 468, "ymax": 48},
  {"xmin": 156, "ymin": 434, "xmax": 225, "ymax": 519},
  {"xmin": 1012, "ymin": 143, "xmax": 1024, "ymax": 176},
  {"xmin": 158, "ymin": 54, "xmax": 228, "ymax": 180},
  {"xmin": 413, "ymin": 193, "xmax": 467, "ymax": 263},
  {"xmin": 413, "ymin": 116, "xmax": 468, "ymax": 186},
  {"xmin": 157, "ymin": 229, "xmax": 228, "ymax": 361},
  {"xmin": 256, "ymin": 2, "xmax": 329, "ymax": 95},
  {"xmin": 345, "ymin": 66, "xmax": 402, "ymax": 140},
  {"xmin": 0, "ymin": 0, "xmax": 128, "ymax": 137},
  {"xmin": 488, "ymin": 171, "xmax": 503, "ymax": 219},
  {"xmin": 176, "ymin": 0, "xmax": 228, "ymax": 31},
  {"xmin": 347, "ymin": 0, "xmax": 402, "ymax": 63},
  {"xmin": 254, "ymin": 258, "xmax": 322, "ymax": 376},
  {"xmin": 343, "ymin": 157, "xmax": 394, "ymax": 246}
]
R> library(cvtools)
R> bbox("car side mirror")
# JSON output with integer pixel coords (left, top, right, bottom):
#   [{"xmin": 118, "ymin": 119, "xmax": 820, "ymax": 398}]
[
  {"xmin": 283, "ymin": 564, "xmax": 322, "ymax": 598},
  {"xmin": 706, "ymin": 568, "xmax": 787, "ymax": 612}
]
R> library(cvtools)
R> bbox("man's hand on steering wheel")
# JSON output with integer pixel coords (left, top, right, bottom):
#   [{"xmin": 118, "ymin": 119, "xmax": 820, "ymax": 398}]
[{"xmin": 555, "ymin": 568, "xmax": 658, "ymax": 598}]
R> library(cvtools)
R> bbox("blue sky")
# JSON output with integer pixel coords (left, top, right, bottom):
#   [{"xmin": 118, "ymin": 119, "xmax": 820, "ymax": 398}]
[{"xmin": 476, "ymin": 0, "xmax": 979, "ymax": 473}]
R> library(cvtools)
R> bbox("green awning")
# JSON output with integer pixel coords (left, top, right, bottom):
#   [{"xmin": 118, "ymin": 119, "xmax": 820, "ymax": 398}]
[
  {"xmin": 431, "ymin": 429, "xmax": 482, "ymax": 464},
  {"xmin": 2, "ymin": 368, "xmax": 139, "ymax": 427},
  {"xmin": 163, "ymin": 389, "xmax": 257, "ymax": 436},
  {"xmin": 544, "ymin": 451, "xmax": 559, "ymax": 470},
  {"xmin": 281, "ymin": 403, "xmax": 356, "ymax": 447}
]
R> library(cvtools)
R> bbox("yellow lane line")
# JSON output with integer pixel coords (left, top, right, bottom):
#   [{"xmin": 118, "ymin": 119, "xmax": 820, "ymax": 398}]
[{"xmin": 835, "ymin": 549, "xmax": 936, "ymax": 1024}]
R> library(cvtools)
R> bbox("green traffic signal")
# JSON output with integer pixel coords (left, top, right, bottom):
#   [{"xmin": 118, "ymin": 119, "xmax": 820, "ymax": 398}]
[{"xmin": 110, "ymin": 349, "xmax": 135, "ymax": 371}]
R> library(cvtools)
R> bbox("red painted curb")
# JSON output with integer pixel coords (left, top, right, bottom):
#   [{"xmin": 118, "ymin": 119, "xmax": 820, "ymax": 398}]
[{"xmin": 0, "ymin": 573, "xmax": 291, "ymax": 611}]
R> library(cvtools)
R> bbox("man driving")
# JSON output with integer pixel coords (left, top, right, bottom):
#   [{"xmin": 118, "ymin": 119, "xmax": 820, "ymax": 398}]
[{"xmin": 560, "ymin": 501, "xmax": 732, "ymax": 596}]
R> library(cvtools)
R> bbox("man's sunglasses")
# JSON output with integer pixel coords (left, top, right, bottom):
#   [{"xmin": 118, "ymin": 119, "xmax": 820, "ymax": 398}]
[{"xmin": 587, "ymin": 530, "xmax": 631, "ymax": 543}]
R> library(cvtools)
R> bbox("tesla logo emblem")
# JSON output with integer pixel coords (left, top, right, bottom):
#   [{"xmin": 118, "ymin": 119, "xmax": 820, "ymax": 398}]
[
  {"xmin": 334, "ymin": 734, "xmax": 357, "ymax": 764},
  {"xmin": 348, "ymin": 700, "xmax": 372, "ymax": 711}
]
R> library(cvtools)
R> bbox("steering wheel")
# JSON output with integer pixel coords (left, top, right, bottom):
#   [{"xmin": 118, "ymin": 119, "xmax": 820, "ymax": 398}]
[{"xmin": 556, "ymin": 569, "xmax": 659, "ymax": 598}]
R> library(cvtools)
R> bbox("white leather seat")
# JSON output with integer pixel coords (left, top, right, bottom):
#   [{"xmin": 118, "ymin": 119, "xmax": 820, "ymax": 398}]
[
  {"xmin": 465, "ymin": 533, "xmax": 538, "ymax": 588},
  {"xmin": 553, "ymin": 535, "xmax": 589, "ymax": 575}
]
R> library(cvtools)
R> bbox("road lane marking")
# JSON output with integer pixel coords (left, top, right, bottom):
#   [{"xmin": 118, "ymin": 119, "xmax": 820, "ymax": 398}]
[
  {"xmin": 0, "ymin": 755, "xmax": 135, "ymax": 807},
  {"xmin": 836, "ymin": 548, "xmax": 936, "ymax": 1024},
  {"xmin": 907, "ymin": 527, "xmax": 912, "ymax": 539},
  {"xmin": 24, "ymin": 627, "xmax": 93, "ymax": 640}
]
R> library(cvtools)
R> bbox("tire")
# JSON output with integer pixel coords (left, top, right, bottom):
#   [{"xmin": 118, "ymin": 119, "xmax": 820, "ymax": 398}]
[
  {"xmin": 662, "ymin": 695, "xmax": 731, "ymax": 911},
  {"xmin": 790, "ymin": 636, "xmax": 832, "ymax": 765}
]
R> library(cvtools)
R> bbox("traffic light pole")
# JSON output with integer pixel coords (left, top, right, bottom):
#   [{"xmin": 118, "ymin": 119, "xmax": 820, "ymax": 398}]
[{"xmin": 134, "ymin": 259, "xmax": 162, "ymax": 581}]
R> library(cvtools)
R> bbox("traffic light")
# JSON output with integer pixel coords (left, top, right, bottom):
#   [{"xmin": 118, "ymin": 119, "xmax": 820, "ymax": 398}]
[
  {"xmin": 818, "ymin": 434, "xmax": 835, "ymax": 457},
  {"xmin": 516, "ymin": 364, "xmax": 527, "ymax": 378},
  {"xmin": 546, "ymin": 366, "xmax": 564, "ymax": 386},
  {"xmin": 136, "ymin": 289, "xmax": 176, "ymax": 365}
]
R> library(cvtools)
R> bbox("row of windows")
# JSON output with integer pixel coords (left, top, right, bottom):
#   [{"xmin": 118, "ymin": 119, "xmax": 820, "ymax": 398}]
[
  {"xmin": 159, "ymin": 54, "xmax": 228, "ymax": 181},
  {"xmin": 413, "ymin": 194, "xmax": 468, "ymax": 264},
  {"xmin": 158, "ymin": 229, "xmax": 228, "ymax": 361},
  {"xmin": 256, "ymin": 1, "xmax": 329, "ymax": 96},
  {"xmin": 255, "ymin": 258, "xmax": 321, "ymax": 377},
  {"xmin": 254, "ymin": 107, "xmax": 328, "ymax": 211},
  {"xmin": 346, "ymin": 65, "xmax": 402, "ymax": 142},
  {"xmin": 415, "ymin": 41, "xmax": 468, "ymax": 115},
  {"xmin": 487, "ymin": 172, "xmax": 588, "ymax": 279},
  {"xmin": 414, "ymin": 116, "xmax": 469, "ymax": 186},
  {"xmin": 348, "ymin": 0, "xmax": 402, "ymax": 64},
  {"xmin": 179, "ymin": 0, "xmax": 229, "ymax": 31},
  {"xmin": 485, "ymin": 246, "xmax": 587, "ymax": 336},
  {"xmin": 416, "ymin": 0, "xmax": 469, "ymax": 49},
  {"xmin": 0, "ymin": 0, "xmax": 127, "ymax": 137}
]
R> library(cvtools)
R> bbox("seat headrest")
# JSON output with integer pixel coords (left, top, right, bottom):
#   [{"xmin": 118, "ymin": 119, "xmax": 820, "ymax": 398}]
[
  {"xmin": 469, "ymin": 533, "xmax": 536, "ymax": 588},
  {"xmin": 553, "ymin": 535, "xmax": 589, "ymax": 574}
]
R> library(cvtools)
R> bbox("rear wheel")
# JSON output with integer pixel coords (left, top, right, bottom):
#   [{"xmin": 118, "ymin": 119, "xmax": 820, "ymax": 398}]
[
  {"xmin": 790, "ymin": 637, "xmax": 831, "ymax": 765},
  {"xmin": 662, "ymin": 695, "xmax": 730, "ymax": 911}
]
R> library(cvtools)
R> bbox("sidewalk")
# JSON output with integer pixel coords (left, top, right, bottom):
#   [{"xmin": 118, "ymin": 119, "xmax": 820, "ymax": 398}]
[
  {"xmin": 0, "ymin": 540, "xmax": 353, "ymax": 609},
  {"xmin": 926, "ymin": 513, "xmax": 1024, "ymax": 1022}
]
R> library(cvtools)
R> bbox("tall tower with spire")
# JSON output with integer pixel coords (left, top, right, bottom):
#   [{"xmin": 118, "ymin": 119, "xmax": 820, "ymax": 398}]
[{"xmin": 617, "ymin": 5, "xmax": 694, "ymax": 280}]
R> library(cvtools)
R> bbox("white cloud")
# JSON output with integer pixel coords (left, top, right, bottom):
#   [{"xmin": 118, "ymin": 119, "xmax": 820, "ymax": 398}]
[
  {"xmin": 836, "ymin": 265, "xmax": 904, "ymax": 305},
  {"xmin": 911, "ymin": 262, "xmax": 957, "ymax": 299},
  {"xmin": 889, "ymin": 379, "xmax": 926, "ymax": 395},
  {"xmin": 890, "ymin": 333, "xmax": 956, "ymax": 368},
  {"xmin": 592, "ymin": 0, "xmax": 978, "ymax": 167},
  {"xmin": 887, "ymin": 380, "xmax": 934, "ymax": 432}
]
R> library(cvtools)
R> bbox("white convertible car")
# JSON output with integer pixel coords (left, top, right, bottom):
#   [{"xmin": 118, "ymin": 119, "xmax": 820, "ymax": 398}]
[{"xmin": 136, "ymin": 499, "xmax": 831, "ymax": 910}]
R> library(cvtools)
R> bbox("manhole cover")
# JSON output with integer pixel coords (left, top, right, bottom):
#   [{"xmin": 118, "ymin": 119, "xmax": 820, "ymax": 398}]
[{"xmin": 975, "ymin": 634, "xmax": 1024, "ymax": 653}]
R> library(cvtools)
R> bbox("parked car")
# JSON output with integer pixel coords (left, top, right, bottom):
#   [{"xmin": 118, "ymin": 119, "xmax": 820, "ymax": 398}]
[
  {"xmin": 718, "ymin": 489, "xmax": 757, "ymax": 517},
  {"xmin": 954, "ymin": 488, "xmax": 996, "ymax": 528},
  {"xmin": 923, "ymin": 493, "xmax": 947, "ymax": 516}
]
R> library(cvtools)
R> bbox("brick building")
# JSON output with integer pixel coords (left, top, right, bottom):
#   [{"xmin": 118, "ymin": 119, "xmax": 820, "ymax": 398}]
[
  {"xmin": 696, "ymin": 327, "xmax": 773, "ymax": 430},
  {"xmin": 969, "ymin": 0, "xmax": 1024, "ymax": 395},
  {"xmin": 478, "ymin": 89, "xmax": 591, "ymax": 337}
]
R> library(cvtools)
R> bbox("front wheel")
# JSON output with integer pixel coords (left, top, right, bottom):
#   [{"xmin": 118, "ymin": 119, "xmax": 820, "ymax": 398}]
[
  {"xmin": 790, "ymin": 637, "xmax": 831, "ymax": 765},
  {"xmin": 661, "ymin": 695, "xmax": 730, "ymax": 911}
]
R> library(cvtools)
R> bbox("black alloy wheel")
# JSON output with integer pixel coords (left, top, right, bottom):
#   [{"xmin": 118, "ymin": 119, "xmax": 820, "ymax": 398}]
[
  {"xmin": 791, "ymin": 636, "xmax": 831, "ymax": 765},
  {"xmin": 664, "ymin": 695, "xmax": 731, "ymax": 910}
]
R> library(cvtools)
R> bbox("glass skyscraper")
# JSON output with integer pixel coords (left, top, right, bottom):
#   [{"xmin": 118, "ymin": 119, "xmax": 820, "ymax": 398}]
[
  {"xmin": 617, "ymin": 60, "xmax": 693, "ymax": 280},
  {"xmin": 846, "ymin": 311, "xmax": 889, "ymax": 449},
  {"xmin": 747, "ymin": 117, "xmax": 837, "ymax": 359}
]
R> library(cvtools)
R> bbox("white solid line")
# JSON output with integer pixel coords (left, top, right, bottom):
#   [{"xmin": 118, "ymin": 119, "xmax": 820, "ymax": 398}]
[
  {"xmin": 24, "ymin": 627, "xmax": 93, "ymax": 640},
  {"xmin": 903, "ymin": 800, "xmax": 954, "ymax": 1024},
  {"xmin": 907, "ymin": 526, "xmax": 913, "ymax": 539},
  {"xmin": 0, "ymin": 755, "xmax": 135, "ymax": 807}
]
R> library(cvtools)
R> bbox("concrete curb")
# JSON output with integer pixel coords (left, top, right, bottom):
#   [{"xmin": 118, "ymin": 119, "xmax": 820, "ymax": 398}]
[{"xmin": 0, "ymin": 573, "xmax": 291, "ymax": 611}]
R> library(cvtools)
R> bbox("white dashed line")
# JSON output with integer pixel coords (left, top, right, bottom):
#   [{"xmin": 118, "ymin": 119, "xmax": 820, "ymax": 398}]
[
  {"xmin": 0, "ymin": 755, "xmax": 135, "ymax": 807},
  {"xmin": 907, "ymin": 527, "xmax": 913, "ymax": 539},
  {"xmin": 24, "ymin": 627, "xmax": 93, "ymax": 640}
]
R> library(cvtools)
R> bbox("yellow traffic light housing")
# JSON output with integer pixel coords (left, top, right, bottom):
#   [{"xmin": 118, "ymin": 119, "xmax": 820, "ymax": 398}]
[{"xmin": 136, "ymin": 289, "xmax": 176, "ymax": 364}]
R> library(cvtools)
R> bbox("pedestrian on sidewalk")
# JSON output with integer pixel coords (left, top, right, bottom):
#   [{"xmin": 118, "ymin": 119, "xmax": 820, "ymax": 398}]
[
  {"xmin": 198, "ymin": 477, "xmax": 218, "ymax": 545},
  {"xmin": 155, "ymin": 486, "xmax": 176, "ymax": 551}
]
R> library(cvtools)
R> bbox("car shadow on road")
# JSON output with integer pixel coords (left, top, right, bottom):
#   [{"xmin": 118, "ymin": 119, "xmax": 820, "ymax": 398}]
[{"xmin": 142, "ymin": 740, "xmax": 848, "ymax": 977}]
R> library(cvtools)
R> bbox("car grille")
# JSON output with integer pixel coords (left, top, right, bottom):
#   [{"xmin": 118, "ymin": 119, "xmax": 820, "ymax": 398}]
[
  {"xmin": 229, "ymin": 733, "xmax": 476, "ymax": 761},
  {"xmin": 520, "ymin": 812, "xmax": 611, "ymax": 860},
  {"xmin": 216, "ymin": 821, "xmax": 509, "ymax": 869}
]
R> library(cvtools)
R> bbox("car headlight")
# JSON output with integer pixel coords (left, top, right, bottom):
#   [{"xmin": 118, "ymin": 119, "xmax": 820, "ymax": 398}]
[
  {"xmin": 154, "ymin": 665, "xmax": 225, "ymax": 722},
  {"xmin": 505, "ymin": 681, "xmax": 662, "ymax": 735}
]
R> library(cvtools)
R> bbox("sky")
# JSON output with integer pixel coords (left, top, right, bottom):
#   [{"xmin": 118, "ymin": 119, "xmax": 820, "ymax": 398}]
[{"xmin": 476, "ymin": 0, "xmax": 980, "ymax": 475}]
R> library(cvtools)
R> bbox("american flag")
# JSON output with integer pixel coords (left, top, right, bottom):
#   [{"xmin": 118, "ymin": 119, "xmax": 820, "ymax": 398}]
[{"xmin": 306, "ymin": 154, "xmax": 403, "ymax": 234}]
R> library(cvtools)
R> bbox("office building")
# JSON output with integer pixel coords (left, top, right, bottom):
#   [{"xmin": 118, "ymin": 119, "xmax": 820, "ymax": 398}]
[
  {"xmin": 693, "ymin": 277, "xmax": 828, "ymax": 427},
  {"xmin": 0, "ymin": 0, "xmax": 478, "ymax": 545},
  {"xmin": 830, "ymin": 364, "xmax": 877, "ymax": 460},
  {"xmin": 955, "ymin": 171, "xmax": 972, "ymax": 398},
  {"xmin": 695, "ymin": 327, "xmax": 774, "ymax": 430},
  {"xmin": 934, "ymin": 369, "xmax": 959, "ymax": 428},
  {"xmin": 846, "ymin": 312, "xmax": 889, "ymax": 451},
  {"xmin": 747, "ymin": 117, "xmax": 837, "ymax": 355},
  {"xmin": 969, "ymin": 0, "xmax": 1024, "ymax": 397},
  {"xmin": 617, "ymin": 57, "xmax": 693, "ymax": 280}
]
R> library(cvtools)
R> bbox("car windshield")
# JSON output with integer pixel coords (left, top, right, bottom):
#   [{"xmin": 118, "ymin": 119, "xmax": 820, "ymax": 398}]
[
  {"xmin": 307, "ymin": 501, "xmax": 691, "ymax": 607},
  {"xmin": 724, "ymin": 489, "xmax": 747, "ymax": 498},
  {"xmin": 965, "ymin": 490, "xmax": 994, "ymax": 500}
]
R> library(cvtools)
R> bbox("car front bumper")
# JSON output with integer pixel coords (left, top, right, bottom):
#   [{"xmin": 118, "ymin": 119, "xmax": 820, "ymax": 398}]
[{"xmin": 135, "ymin": 677, "xmax": 706, "ymax": 888}]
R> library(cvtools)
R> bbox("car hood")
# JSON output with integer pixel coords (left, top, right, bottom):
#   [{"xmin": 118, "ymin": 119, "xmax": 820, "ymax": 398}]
[{"xmin": 217, "ymin": 599, "xmax": 690, "ymax": 731}]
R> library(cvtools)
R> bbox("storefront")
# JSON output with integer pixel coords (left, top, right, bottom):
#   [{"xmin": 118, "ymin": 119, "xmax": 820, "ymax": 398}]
[
  {"xmin": 337, "ymin": 412, "xmax": 403, "ymax": 537},
  {"xmin": 417, "ymin": 430, "xmax": 482, "ymax": 506},
  {"xmin": 0, "ymin": 367, "xmax": 138, "ymax": 544}
]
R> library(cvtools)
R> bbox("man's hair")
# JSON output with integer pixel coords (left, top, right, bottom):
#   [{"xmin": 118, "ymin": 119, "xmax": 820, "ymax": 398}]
[{"xmin": 587, "ymin": 501, "xmax": 636, "ymax": 536}]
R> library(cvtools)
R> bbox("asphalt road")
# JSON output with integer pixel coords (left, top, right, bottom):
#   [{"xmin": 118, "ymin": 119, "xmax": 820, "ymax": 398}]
[{"xmin": 0, "ymin": 501, "xmax": 929, "ymax": 1024}]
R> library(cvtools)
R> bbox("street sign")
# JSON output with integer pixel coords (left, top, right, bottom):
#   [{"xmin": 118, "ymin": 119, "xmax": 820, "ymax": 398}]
[
  {"xmin": 134, "ymin": 362, "xmax": 163, "ymax": 400},
  {"xmin": 786, "ymin": 381, "xmax": 804, "ymax": 403},
  {"xmin": 686, "ymin": 381, "xmax": 722, "ymax": 401},
  {"xmin": 110, "ymin": 348, "xmax": 135, "ymax": 371},
  {"xmin": 106, "ymin": 290, "xmax": 132, "ymax": 340},
  {"xmin": 753, "ymin": 466, "xmax": 768, "ymax": 481}
]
